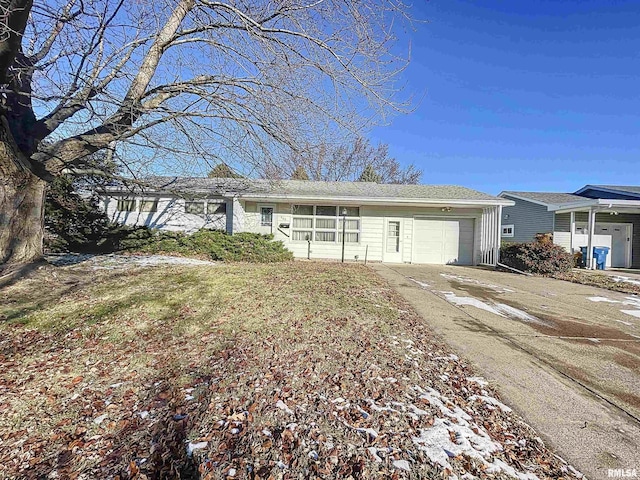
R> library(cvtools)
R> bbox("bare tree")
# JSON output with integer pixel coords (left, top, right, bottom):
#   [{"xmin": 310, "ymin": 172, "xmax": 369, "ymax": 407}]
[
  {"xmin": 261, "ymin": 137, "xmax": 422, "ymax": 184},
  {"xmin": 0, "ymin": 0, "xmax": 412, "ymax": 265}
]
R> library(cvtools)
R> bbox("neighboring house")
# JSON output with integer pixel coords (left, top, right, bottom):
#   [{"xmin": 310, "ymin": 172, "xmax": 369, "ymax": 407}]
[
  {"xmin": 102, "ymin": 177, "xmax": 513, "ymax": 265},
  {"xmin": 500, "ymin": 185, "xmax": 640, "ymax": 269}
]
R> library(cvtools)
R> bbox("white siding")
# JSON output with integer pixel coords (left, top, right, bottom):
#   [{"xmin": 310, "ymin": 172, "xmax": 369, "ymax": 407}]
[
  {"xmin": 103, "ymin": 195, "xmax": 229, "ymax": 232},
  {"xmin": 242, "ymin": 202, "xmax": 485, "ymax": 263}
]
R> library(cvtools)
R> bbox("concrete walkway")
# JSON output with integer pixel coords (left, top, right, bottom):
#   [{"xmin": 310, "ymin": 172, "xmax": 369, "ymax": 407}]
[{"xmin": 374, "ymin": 263, "xmax": 640, "ymax": 480}]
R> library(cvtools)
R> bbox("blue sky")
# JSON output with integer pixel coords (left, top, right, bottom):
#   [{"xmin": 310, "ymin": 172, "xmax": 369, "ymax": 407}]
[{"xmin": 370, "ymin": 0, "xmax": 640, "ymax": 194}]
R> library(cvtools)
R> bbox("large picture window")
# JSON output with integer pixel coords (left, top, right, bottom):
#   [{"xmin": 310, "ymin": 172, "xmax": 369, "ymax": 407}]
[{"xmin": 291, "ymin": 205, "xmax": 360, "ymax": 243}]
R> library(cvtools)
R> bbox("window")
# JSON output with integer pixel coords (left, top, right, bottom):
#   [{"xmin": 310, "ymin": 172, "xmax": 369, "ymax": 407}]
[
  {"xmin": 292, "ymin": 205, "xmax": 313, "ymax": 215},
  {"xmin": 341, "ymin": 206, "xmax": 360, "ymax": 217},
  {"xmin": 185, "ymin": 201, "xmax": 205, "ymax": 214},
  {"xmin": 291, "ymin": 204, "xmax": 361, "ymax": 243},
  {"xmin": 316, "ymin": 218, "xmax": 336, "ymax": 229},
  {"xmin": 316, "ymin": 205, "xmax": 336, "ymax": 216},
  {"xmin": 207, "ymin": 202, "xmax": 226, "ymax": 214},
  {"xmin": 502, "ymin": 224, "xmax": 514, "ymax": 238},
  {"xmin": 140, "ymin": 200, "xmax": 158, "ymax": 212},
  {"xmin": 117, "ymin": 199, "xmax": 136, "ymax": 212},
  {"xmin": 261, "ymin": 206, "xmax": 273, "ymax": 226}
]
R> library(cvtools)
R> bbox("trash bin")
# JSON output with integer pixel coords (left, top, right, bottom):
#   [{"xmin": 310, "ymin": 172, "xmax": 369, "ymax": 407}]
[
  {"xmin": 593, "ymin": 246, "xmax": 610, "ymax": 270},
  {"xmin": 579, "ymin": 246, "xmax": 588, "ymax": 267}
]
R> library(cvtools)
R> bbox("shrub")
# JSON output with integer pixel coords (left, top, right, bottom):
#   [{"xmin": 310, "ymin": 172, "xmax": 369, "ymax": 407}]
[
  {"xmin": 123, "ymin": 229, "xmax": 293, "ymax": 263},
  {"xmin": 500, "ymin": 241, "xmax": 573, "ymax": 275}
]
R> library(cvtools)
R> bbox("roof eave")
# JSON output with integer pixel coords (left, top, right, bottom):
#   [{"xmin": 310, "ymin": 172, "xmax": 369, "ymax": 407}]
[
  {"xmin": 574, "ymin": 184, "xmax": 640, "ymax": 199},
  {"xmin": 239, "ymin": 193, "xmax": 513, "ymax": 207}
]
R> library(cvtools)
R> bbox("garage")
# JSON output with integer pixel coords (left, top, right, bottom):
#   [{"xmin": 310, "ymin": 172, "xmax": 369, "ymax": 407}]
[{"xmin": 413, "ymin": 217, "xmax": 475, "ymax": 265}]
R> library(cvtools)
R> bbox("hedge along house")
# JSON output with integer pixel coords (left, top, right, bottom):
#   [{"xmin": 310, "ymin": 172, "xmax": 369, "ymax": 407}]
[
  {"xmin": 102, "ymin": 177, "xmax": 513, "ymax": 265},
  {"xmin": 499, "ymin": 185, "xmax": 640, "ymax": 269}
]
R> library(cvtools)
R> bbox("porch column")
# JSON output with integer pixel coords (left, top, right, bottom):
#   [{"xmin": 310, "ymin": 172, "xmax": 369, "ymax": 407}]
[
  {"xmin": 569, "ymin": 211, "xmax": 575, "ymax": 254},
  {"xmin": 495, "ymin": 205, "xmax": 502, "ymax": 264},
  {"xmin": 587, "ymin": 207, "xmax": 596, "ymax": 269}
]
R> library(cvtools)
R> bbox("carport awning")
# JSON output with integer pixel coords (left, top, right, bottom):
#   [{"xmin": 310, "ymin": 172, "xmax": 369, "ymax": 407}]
[
  {"xmin": 548, "ymin": 199, "xmax": 640, "ymax": 269},
  {"xmin": 549, "ymin": 198, "xmax": 640, "ymax": 214}
]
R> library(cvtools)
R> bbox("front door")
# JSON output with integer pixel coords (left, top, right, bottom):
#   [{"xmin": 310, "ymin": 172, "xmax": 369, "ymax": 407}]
[
  {"xmin": 384, "ymin": 219, "xmax": 403, "ymax": 263},
  {"xmin": 258, "ymin": 205, "xmax": 275, "ymax": 235}
]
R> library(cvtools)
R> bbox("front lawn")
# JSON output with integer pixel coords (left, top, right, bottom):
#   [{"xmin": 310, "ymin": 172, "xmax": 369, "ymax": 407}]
[{"xmin": 0, "ymin": 261, "xmax": 580, "ymax": 479}]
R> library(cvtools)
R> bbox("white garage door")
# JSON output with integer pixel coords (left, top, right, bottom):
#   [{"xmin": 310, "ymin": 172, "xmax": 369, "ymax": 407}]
[{"xmin": 413, "ymin": 217, "xmax": 475, "ymax": 265}]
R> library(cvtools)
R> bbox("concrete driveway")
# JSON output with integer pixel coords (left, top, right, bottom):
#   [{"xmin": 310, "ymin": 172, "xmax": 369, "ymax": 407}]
[{"xmin": 374, "ymin": 263, "xmax": 640, "ymax": 480}]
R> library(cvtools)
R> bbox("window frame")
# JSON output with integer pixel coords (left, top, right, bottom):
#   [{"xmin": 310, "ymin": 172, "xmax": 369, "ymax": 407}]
[
  {"xmin": 139, "ymin": 199, "xmax": 158, "ymax": 213},
  {"xmin": 291, "ymin": 204, "xmax": 361, "ymax": 244},
  {"xmin": 116, "ymin": 198, "xmax": 137, "ymax": 212},
  {"xmin": 501, "ymin": 224, "xmax": 515, "ymax": 238},
  {"xmin": 206, "ymin": 201, "xmax": 227, "ymax": 215},
  {"xmin": 185, "ymin": 200, "xmax": 205, "ymax": 215}
]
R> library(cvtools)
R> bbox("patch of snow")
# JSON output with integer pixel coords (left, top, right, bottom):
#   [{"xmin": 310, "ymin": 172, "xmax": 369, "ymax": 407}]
[
  {"xmin": 440, "ymin": 292, "xmax": 505, "ymax": 316},
  {"xmin": 412, "ymin": 417, "xmax": 502, "ymax": 468},
  {"xmin": 139, "ymin": 410, "xmax": 149, "ymax": 419},
  {"xmin": 621, "ymin": 310, "xmax": 640, "ymax": 318},
  {"xmin": 410, "ymin": 384, "xmax": 540, "ymax": 479},
  {"xmin": 612, "ymin": 275, "xmax": 640, "ymax": 287},
  {"xmin": 469, "ymin": 395, "xmax": 513, "ymax": 413},
  {"xmin": 414, "ymin": 385, "xmax": 472, "ymax": 421},
  {"xmin": 367, "ymin": 447, "xmax": 383, "ymax": 462},
  {"xmin": 356, "ymin": 427, "xmax": 379, "ymax": 439},
  {"xmin": 466, "ymin": 377, "xmax": 488, "ymax": 387},
  {"xmin": 366, "ymin": 398, "xmax": 402, "ymax": 414},
  {"xmin": 47, "ymin": 253, "xmax": 216, "ymax": 269},
  {"xmin": 493, "ymin": 304, "xmax": 545, "ymax": 324},
  {"xmin": 187, "ymin": 441, "xmax": 208, "ymax": 456},
  {"xmin": 275, "ymin": 400, "xmax": 294, "ymax": 415},
  {"xmin": 587, "ymin": 296, "xmax": 619, "ymax": 303},
  {"xmin": 487, "ymin": 458, "xmax": 539, "ymax": 480},
  {"xmin": 93, "ymin": 414, "xmax": 108, "ymax": 425},
  {"xmin": 409, "ymin": 277, "xmax": 430, "ymax": 289},
  {"xmin": 392, "ymin": 459, "xmax": 411, "ymax": 471}
]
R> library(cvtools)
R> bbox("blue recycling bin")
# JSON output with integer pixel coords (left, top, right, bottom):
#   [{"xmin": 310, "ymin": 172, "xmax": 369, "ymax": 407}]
[
  {"xmin": 593, "ymin": 247, "xmax": 609, "ymax": 270},
  {"xmin": 579, "ymin": 246, "xmax": 610, "ymax": 269}
]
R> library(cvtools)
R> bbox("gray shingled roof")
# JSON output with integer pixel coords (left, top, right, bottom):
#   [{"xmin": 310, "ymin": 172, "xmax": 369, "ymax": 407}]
[
  {"xmin": 109, "ymin": 176, "xmax": 506, "ymax": 202},
  {"xmin": 501, "ymin": 191, "xmax": 585, "ymax": 205}
]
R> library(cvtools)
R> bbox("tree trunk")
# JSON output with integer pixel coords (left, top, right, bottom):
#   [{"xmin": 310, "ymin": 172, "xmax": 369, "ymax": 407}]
[{"xmin": 0, "ymin": 120, "xmax": 45, "ymax": 266}]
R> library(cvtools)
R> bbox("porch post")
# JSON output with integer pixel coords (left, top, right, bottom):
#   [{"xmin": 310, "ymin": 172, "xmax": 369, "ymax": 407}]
[
  {"xmin": 495, "ymin": 205, "xmax": 502, "ymax": 265},
  {"xmin": 569, "ymin": 211, "xmax": 575, "ymax": 254},
  {"xmin": 587, "ymin": 207, "xmax": 595, "ymax": 269}
]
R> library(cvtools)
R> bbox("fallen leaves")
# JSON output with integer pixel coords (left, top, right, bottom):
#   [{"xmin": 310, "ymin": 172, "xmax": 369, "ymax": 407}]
[{"xmin": 0, "ymin": 261, "xmax": 584, "ymax": 479}]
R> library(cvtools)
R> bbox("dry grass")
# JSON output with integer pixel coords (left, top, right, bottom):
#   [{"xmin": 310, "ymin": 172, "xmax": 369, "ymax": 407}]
[
  {"xmin": 553, "ymin": 270, "xmax": 640, "ymax": 295},
  {"xmin": 0, "ymin": 261, "xmax": 580, "ymax": 479}
]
